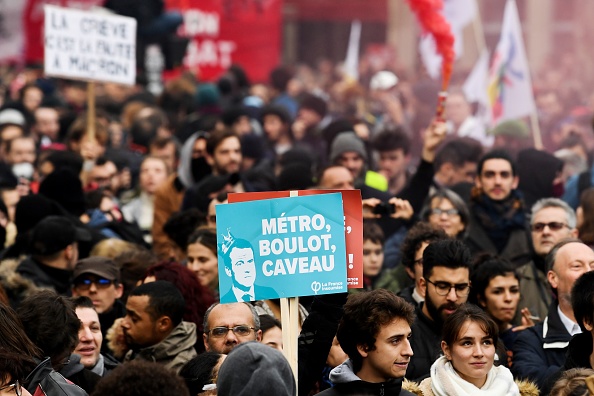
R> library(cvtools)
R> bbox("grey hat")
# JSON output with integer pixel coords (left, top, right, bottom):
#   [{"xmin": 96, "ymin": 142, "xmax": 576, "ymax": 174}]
[{"xmin": 329, "ymin": 132, "xmax": 368, "ymax": 164}]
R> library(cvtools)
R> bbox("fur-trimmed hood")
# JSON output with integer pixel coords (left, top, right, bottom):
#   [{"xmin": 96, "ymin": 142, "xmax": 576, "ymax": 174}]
[
  {"xmin": 402, "ymin": 378, "xmax": 539, "ymax": 396},
  {"xmin": 0, "ymin": 257, "xmax": 45, "ymax": 307}
]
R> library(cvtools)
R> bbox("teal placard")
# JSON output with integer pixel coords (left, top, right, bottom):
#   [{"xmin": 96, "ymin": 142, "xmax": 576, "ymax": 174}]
[{"xmin": 216, "ymin": 193, "xmax": 347, "ymax": 303}]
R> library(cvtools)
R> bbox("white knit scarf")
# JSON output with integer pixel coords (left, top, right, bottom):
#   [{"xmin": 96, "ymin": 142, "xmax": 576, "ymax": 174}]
[{"xmin": 430, "ymin": 356, "xmax": 519, "ymax": 396}]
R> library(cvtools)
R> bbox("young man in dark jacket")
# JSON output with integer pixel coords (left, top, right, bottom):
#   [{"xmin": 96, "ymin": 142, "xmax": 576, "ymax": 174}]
[{"xmin": 317, "ymin": 289, "xmax": 415, "ymax": 396}]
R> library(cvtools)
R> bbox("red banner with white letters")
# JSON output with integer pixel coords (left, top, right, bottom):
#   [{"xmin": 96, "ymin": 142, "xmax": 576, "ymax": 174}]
[{"xmin": 167, "ymin": 0, "xmax": 282, "ymax": 82}]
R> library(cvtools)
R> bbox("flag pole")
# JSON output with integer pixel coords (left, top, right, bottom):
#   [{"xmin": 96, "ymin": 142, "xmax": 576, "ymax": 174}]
[
  {"xmin": 471, "ymin": 0, "xmax": 487, "ymax": 53},
  {"xmin": 530, "ymin": 112, "xmax": 544, "ymax": 150}
]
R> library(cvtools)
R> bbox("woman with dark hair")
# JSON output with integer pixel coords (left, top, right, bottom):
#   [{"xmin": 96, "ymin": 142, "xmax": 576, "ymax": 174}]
[
  {"xmin": 179, "ymin": 352, "xmax": 225, "ymax": 396},
  {"xmin": 143, "ymin": 261, "xmax": 216, "ymax": 351},
  {"xmin": 0, "ymin": 302, "xmax": 86, "ymax": 396},
  {"xmin": 417, "ymin": 304, "xmax": 521, "ymax": 395},
  {"xmin": 186, "ymin": 227, "xmax": 219, "ymax": 298},
  {"xmin": 470, "ymin": 255, "xmax": 531, "ymax": 350},
  {"xmin": 420, "ymin": 189, "xmax": 470, "ymax": 238}
]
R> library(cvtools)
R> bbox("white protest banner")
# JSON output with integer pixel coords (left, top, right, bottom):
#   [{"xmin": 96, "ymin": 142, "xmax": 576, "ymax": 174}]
[{"xmin": 44, "ymin": 5, "xmax": 137, "ymax": 85}]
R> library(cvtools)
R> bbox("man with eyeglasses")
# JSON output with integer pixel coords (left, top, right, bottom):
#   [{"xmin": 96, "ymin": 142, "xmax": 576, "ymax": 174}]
[
  {"xmin": 513, "ymin": 198, "xmax": 579, "ymax": 324},
  {"xmin": 512, "ymin": 238, "xmax": 594, "ymax": 392},
  {"xmin": 405, "ymin": 239, "xmax": 471, "ymax": 381},
  {"xmin": 72, "ymin": 257, "xmax": 125, "ymax": 355},
  {"xmin": 121, "ymin": 281, "xmax": 197, "ymax": 373},
  {"xmin": 203, "ymin": 302, "xmax": 262, "ymax": 354}
]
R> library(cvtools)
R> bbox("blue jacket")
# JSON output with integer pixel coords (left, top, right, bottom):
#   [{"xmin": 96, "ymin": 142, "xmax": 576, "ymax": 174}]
[{"xmin": 511, "ymin": 301, "xmax": 572, "ymax": 389}]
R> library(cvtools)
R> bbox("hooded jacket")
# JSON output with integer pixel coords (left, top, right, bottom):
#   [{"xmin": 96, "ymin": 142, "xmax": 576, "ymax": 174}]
[
  {"xmin": 124, "ymin": 321, "xmax": 197, "ymax": 374},
  {"xmin": 317, "ymin": 359, "xmax": 415, "ymax": 396},
  {"xmin": 0, "ymin": 258, "xmax": 45, "ymax": 307},
  {"xmin": 217, "ymin": 341, "xmax": 296, "ymax": 396}
]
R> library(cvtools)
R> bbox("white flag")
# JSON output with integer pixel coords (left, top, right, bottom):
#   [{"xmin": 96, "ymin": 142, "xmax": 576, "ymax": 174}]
[
  {"xmin": 344, "ymin": 20, "xmax": 361, "ymax": 81},
  {"xmin": 487, "ymin": 0, "xmax": 536, "ymax": 126},
  {"xmin": 463, "ymin": 48, "xmax": 490, "ymax": 124},
  {"xmin": 419, "ymin": 0, "xmax": 477, "ymax": 79}
]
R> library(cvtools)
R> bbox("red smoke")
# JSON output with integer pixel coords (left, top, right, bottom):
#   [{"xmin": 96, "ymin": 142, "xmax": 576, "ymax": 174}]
[{"xmin": 406, "ymin": 0, "xmax": 455, "ymax": 89}]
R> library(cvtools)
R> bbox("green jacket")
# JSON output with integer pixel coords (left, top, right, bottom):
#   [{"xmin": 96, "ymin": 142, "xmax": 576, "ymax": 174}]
[{"xmin": 125, "ymin": 321, "xmax": 197, "ymax": 374}]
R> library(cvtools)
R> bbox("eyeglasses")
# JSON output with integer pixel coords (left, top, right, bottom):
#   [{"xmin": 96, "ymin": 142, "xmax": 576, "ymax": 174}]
[
  {"xmin": 0, "ymin": 380, "xmax": 22, "ymax": 396},
  {"xmin": 207, "ymin": 325, "xmax": 255, "ymax": 338},
  {"xmin": 74, "ymin": 278, "xmax": 113, "ymax": 290},
  {"xmin": 429, "ymin": 208, "xmax": 459, "ymax": 216},
  {"xmin": 426, "ymin": 279, "xmax": 470, "ymax": 297},
  {"xmin": 531, "ymin": 222, "xmax": 569, "ymax": 232}
]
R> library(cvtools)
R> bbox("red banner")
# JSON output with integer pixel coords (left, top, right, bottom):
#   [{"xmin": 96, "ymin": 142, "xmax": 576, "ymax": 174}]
[{"xmin": 167, "ymin": 0, "xmax": 282, "ymax": 82}]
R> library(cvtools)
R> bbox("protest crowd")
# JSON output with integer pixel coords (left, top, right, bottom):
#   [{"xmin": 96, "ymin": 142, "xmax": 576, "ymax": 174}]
[{"xmin": 4, "ymin": 2, "xmax": 594, "ymax": 396}]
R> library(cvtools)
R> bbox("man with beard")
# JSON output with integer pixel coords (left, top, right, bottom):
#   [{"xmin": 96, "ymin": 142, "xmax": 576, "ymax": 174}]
[
  {"xmin": 182, "ymin": 129, "xmax": 257, "ymax": 212},
  {"xmin": 512, "ymin": 239, "xmax": 594, "ymax": 392},
  {"xmin": 121, "ymin": 281, "xmax": 197, "ymax": 373},
  {"xmin": 405, "ymin": 239, "xmax": 471, "ymax": 381},
  {"xmin": 464, "ymin": 149, "xmax": 532, "ymax": 267}
]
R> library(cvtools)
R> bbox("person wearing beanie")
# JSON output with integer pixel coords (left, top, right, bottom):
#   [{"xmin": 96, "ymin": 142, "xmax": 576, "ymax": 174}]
[
  {"xmin": 216, "ymin": 341, "xmax": 296, "ymax": 396},
  {"xmin": 330, "ymin": 132, "xmax": 390, "ymax": 200}
]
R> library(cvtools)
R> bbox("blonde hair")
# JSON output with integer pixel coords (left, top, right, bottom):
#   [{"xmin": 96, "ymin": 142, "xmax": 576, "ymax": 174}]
[
  {"xmin": 90, "ymin": 238, "xmax": 137, "ymax": 259},
  {"xmin": 549, "ymin": 368, "xmax": 594, "ymax": 396}
]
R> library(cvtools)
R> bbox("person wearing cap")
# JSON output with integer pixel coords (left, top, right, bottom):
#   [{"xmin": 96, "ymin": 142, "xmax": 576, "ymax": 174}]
[
  {"xmin": 0, "ymin": 108, "xmax": 26, "ymax": 161},
  {"xmin": 16, "ymin": 215, "xmax": 91, "ymax": 296},
  {"xmin": 368, "ymin": 70, "xmax": 407, "ymax": 135},
  {"xmin": 72, "ymin": 257, "xmax": 126, "ymax": 354}
]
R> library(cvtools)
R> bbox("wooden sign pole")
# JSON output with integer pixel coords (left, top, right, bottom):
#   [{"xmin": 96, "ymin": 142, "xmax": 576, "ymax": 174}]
[{"xmin": 86, "ymin": 81, "xmax": 96, "ymax": 142}]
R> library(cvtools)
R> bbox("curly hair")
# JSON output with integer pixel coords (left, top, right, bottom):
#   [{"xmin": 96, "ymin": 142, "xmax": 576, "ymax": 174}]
[
  {"xmin": 336, "ymin": 289, "xmax": 415, "ymax": 373},
  {"xmin": 470, "ymin": 254, "xmax": 519, "ymax": 307},
  {"xmin": 91, "ymin": 360, "xmax": 189, "ymax": 396},
  {"xmin": 400, "ymin": 222, "xmax": 448, "ymax": 271}
]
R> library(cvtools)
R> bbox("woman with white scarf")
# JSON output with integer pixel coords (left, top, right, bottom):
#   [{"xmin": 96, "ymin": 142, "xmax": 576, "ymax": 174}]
[{"xmin": 418, "ymin": 304, "xmax": 520, "ymax": 396}]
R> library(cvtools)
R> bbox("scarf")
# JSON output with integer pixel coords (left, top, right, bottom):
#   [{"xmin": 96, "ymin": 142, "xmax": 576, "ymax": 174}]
[
  {"xmin": 430, "ymin": 356, "xmax": 519, "ymax": 396},
  {"xmin": 471, "ymin": 188, "xmax": 526, "ymax": 252}
]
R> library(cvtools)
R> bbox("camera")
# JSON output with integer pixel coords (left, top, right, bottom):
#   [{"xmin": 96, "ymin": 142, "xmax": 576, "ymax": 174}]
[{"xmin": 372, "ymin": 202, "xmax": 396, "ymax": 216}]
